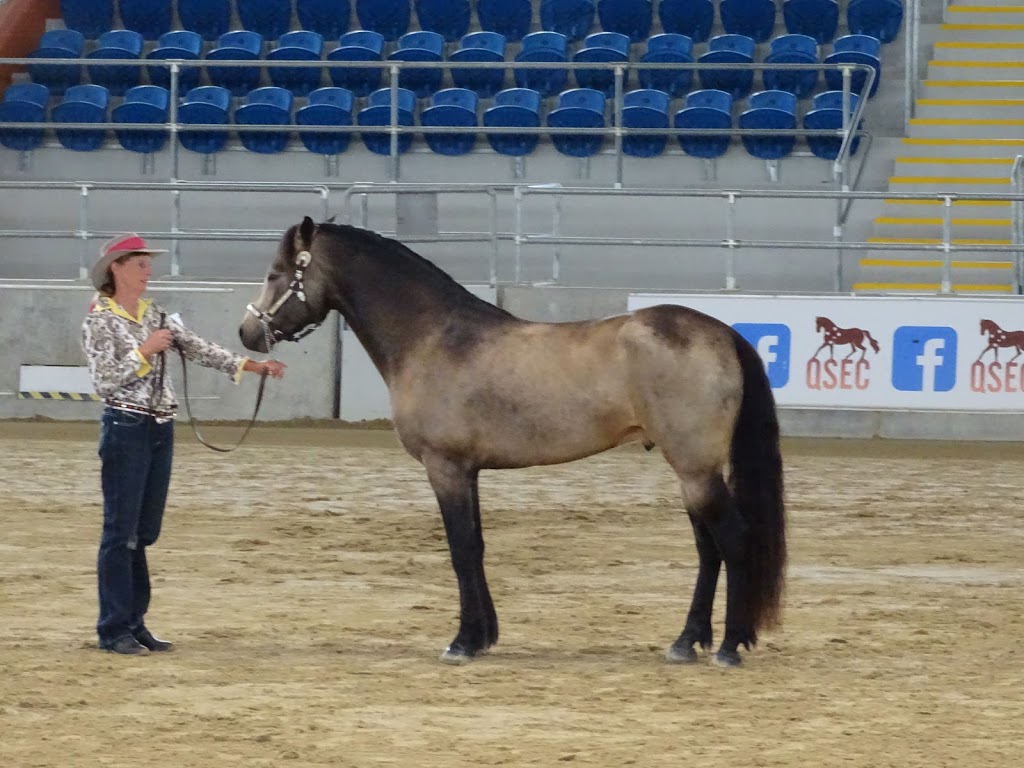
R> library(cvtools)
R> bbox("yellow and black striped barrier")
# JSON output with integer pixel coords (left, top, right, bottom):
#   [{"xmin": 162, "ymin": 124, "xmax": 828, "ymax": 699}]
[{"xmin": 17, "ymin": 392, "xmax": 101, "ymax": 401}]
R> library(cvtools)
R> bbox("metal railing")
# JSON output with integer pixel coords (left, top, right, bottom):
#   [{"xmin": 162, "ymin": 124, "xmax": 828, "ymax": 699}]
[
  {"xmin": 906, "ymin": 0, "xmax": 922, "ymax": 132},
  {"xmin": 0, "ymin": 56, "xmax": 875, "ymax": 185},
  {"xmin": 1012, "ymin": 155, "xmax": 1024, "ymax": 292}
]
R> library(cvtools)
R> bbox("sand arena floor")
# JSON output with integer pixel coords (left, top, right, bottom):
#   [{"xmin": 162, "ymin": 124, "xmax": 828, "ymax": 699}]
[{"xmin": 1, "ymin": 421, "xmax": 1023, "ymax": 767}]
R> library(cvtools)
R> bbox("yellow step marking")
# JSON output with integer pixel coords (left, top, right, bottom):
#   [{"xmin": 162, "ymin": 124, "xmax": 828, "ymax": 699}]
[
  {"xmin": 947, "ymin": 6, "xmax": 1024, "ymax": 12},
  {"xmin": 860, "ymin": 258, "xmax": 1013, "ymax": 269},
  {"xmin": 868, "ymin": 237, "xmax": 1012, "ymax": 245},
  {"xmin": 853, "ymin": 282, "xmax": 1015, "ymax": 293},
  {"xmin": 941, "ymin": 24, "xmax": 1024, "ymax": 31},
  {"xmin": 874, "ymin": 217, "xmax": 1011, "ymax": 226},
  {"xmin": 930, "ymin": 61, "xmax": 1024, "ymax": 68},
  {"xmin": 935, "ymin": 42, "xmax": 1024, "ymax": 49},
  {"xmin": 888, "ymin": 176, "xmax": 1010, "ymax": 184},
  {"xmin": 924, "ymin": 80, "xmax": 1024, "ymax": 87},
  {"xmin": 895, "ymin": 157, "xmax": 1015, "ymax": 165},
  {"xmin": 902, "ymin": 137, "xmax": 1024, "ymax": 146},
  {"xmin": 885, "ymin": 199, "xmax": 1011, "ymax": 207},
  {"xmin": 918, "ymin": 98, "xmax": 1024, "ymax": 106},
  {"xmin": 910, "ymin": 118, "xmax": 1024, "ymax": 126}
]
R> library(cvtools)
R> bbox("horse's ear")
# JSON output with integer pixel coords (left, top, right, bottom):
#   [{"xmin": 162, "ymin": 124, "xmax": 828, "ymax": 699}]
[
  {"xmin": 324, "ymin": 215, "xmax": 337, "ymax": 224},
  {"xmin": 298, "ymin": 216, "xmax": 316, "ymax": 251}
]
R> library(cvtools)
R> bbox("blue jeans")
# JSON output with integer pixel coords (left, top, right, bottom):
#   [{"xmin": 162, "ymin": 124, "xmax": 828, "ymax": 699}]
[{"xmin": 96, "ymin": 407, "xmax": 174, "ymax": 647}]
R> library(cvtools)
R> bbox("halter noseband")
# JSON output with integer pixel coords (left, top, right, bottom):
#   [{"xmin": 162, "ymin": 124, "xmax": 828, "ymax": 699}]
[{"xmin": 246, "ymin": 249, "xmax": 320, "ymax": 350}]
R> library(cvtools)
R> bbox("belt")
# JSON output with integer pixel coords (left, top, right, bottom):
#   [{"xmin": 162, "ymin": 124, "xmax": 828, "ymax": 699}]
[{"xmin": 104, "ymin": 399, "xmax": 178, "ymax": 420}]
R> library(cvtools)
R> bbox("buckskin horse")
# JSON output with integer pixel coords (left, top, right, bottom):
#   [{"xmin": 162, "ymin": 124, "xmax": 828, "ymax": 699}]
[{"xmin": 239, "ymin": 217, "xmax": 786, "ymax": 667}]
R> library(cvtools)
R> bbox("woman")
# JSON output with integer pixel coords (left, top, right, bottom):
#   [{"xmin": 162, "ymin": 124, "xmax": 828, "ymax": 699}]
[{"xmin": 81, "ymin": 233, "xmax": 286, "ymax": 655}]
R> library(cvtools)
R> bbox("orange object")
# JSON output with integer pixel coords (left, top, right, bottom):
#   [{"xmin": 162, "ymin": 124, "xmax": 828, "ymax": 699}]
[{"xmin": 0, "ymin": 0, "xmax": 61, "ymax": 95}]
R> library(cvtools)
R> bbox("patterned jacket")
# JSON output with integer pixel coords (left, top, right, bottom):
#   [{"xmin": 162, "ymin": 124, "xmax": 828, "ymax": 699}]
[{"xmin": 81, "ymin": 296, "xmax": 248, "ymax": 418}]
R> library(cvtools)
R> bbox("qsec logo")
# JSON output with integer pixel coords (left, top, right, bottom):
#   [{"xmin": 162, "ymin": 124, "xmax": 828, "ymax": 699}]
[
  {"xmin": 733, "ymin": 323, "xmax": 791, "ymax": 388},
  {"xmin": 891, "ymin": 326, "xmax": 958, "ymax": 392}
]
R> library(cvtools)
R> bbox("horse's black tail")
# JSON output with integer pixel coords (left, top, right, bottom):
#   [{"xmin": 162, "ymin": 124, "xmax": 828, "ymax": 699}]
[
  {"xmin": 729, "ymin": 331, "xmax": 787, "ymax": 632},
  {"xmin": 865, "ymin": 331, "xmax": 880, "ymax": 353}
]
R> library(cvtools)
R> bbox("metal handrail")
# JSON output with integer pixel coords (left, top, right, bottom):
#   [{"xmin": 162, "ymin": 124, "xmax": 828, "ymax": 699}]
[{"xmin": 1012, "ymin": 155, "xmax": 1024, "ymax": 292}]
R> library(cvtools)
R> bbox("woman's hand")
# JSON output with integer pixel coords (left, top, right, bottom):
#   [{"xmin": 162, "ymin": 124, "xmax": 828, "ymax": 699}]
[
  {"xmin": 244, "ymin": 359, "xmax": 287, "ymax": 379},
  {"xmin": 138, "ymin": 329, "xmax": 174, "ymax": 360}
]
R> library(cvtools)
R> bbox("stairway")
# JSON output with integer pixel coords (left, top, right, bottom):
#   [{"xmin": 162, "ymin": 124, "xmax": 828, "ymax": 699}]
[{"xmin": 855, "ymin": 1, "xmax": 1024, "ymax": 294}]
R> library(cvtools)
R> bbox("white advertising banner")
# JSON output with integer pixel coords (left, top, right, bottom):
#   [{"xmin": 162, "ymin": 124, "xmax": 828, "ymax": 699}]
[{"xmin": 628, "ymin": 293, "xmax": 1024, "ymax": 411}]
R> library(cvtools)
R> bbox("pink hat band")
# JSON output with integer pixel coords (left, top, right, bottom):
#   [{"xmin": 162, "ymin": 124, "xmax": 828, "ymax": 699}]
[{"xmin": 103, "ymin": 234, "xmax": 151, "ymax": 255}]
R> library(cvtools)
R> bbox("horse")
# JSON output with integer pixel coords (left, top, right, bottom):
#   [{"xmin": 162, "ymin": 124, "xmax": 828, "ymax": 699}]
[
  {"xmin": 813, "ymin": 316, "xmax": 880, "ymax": 361},
  {"xmin": 977, "ymin": 319, "xmax": 1024, "ymax": 362},
  {"xmin": 239, "ymin": 217, "xmax": 786, "ymax": 667}
]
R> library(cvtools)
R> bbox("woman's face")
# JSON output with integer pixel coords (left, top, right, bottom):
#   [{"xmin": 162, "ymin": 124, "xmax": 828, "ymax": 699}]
[{"xmin": 110, "ymin": 254, "xmax": 153, "ymax": 294}]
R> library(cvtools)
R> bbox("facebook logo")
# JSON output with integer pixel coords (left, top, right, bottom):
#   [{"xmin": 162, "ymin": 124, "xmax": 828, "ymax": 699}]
[
  {"xmin": 891, "ymin": 326, "xmax": 958, "ymax": 392},
  {"xmin": 733, "ymin": 323, "xmax": 791, "ymax": 388}
]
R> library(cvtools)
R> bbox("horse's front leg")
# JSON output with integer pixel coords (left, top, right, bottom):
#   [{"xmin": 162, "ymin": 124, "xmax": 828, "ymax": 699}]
[{"xmin": 424, "ymin": 456, "xmax": 498, "ymax": 664}]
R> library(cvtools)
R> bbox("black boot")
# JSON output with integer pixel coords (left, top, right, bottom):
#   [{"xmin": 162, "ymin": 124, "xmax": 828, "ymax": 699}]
[
  {"xmin": 134, "ymin": 628, "xmax": 174, "ymax": 652},
  {"xmin": 102, "ymin": 635, "xmax": 150, "ymax": 655}
]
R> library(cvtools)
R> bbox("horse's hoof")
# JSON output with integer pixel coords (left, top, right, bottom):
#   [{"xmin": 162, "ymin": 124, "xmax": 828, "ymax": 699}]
[
  {"xmin": 439, "ymin": 645, "xmax": 474, "ymax": 665},
  {"xmin": 713, "ymin": 650, "xmax": 742, "ymax": 668},
  {"xmin": 665, "ymin": 644, "xmax": 699, "ymax": 664}
]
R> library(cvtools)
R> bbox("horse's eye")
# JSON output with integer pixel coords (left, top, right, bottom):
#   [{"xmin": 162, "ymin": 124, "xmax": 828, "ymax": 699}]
[{"xmin": 268, "ymin": 272, "xmax": 281, "ymax": 281}]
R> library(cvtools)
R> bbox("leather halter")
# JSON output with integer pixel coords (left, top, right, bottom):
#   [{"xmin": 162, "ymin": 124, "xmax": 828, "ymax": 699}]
[{"xmin": 245, "ymin": 249, "xmax": 320, "ymax": 350}]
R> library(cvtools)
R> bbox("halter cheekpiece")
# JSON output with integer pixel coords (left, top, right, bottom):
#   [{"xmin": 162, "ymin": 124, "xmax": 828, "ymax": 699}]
[{"xmin": 245, "ymin": 249, "xmax": 320, "ymax": 350}]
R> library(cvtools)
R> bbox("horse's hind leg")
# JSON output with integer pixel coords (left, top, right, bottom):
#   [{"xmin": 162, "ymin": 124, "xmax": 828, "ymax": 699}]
[
  {"xmin": 424, "ymin": 457, "xmax": 498, "ymax": 664},
  {"xmin": 666, "ymin": 513, "xmax": 721, "ymax": 663}
]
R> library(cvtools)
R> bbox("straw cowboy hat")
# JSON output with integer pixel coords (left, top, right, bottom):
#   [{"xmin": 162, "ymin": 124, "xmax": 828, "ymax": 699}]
[{"xmin": 91, "ymin": 233, "xmax": 168, "ymax": 290}]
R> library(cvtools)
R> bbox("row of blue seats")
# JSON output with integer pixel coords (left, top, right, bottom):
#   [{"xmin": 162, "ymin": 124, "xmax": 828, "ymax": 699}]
[
  {"xmin": 0, "ymin": 80, "xmax": 861, "ymax": 161},
  {"xmin": 28, "ymin": 27, "xmax": 882, "ymax": 101},
  {"xmin": 61, "ymin": 0, "xmax": 904, "ymax": 46}
]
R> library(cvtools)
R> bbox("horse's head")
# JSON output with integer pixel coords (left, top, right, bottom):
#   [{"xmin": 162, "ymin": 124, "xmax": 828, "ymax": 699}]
[
  {"xmin": 240, "ymin": 216, "xmax": 332, "ymax": 353},
  {"xmin": 980, "ymin": 318, "xmax": 996, "ymax": 336},
  {"xmin": 815, "ymin": 316, "xmax": 829, "ymax": 332}
]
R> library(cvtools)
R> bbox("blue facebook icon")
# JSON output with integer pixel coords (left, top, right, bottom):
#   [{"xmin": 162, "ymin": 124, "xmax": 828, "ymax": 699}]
[
  {"xmin": 891, "ymin": 326, "xmax": 958, "ymax": 392},
  {"xmin": 732, "ymin": 323, "xmax": 791, "ymax": 388}
]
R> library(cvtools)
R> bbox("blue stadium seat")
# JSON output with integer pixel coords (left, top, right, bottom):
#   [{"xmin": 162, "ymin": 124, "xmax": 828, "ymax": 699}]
[
  {"xmin": 621, "ymin": 88, "xmax": 669, "ymax": 157},
  {"xmin": 0, "ymin": 83, "xmax": 50, "ymax": 152},
  {"xmin": 118, "ymin": 0, "xmax": 172, "ymax": 41},
  {"xmin": 847, "ymin": 0, "xmax": 904, "ymax": 45},
  {"xmin": 416, "ymin": 0, "xmax": 472, "ymax": 43},
  {"xmin": 178, "ymin": 0, "xmax": 232, "ymax": 41},
  {"xmin": 597, "ymin": 0, "xmax": 653, "ymax": 43},
  {"xmin": 238, "ymin": 0, "xmax": 293, "ymax": 40},
  {"xmin": 297, "ymin": 0, "xmax": 352, "ymax": 39},
  {"xmin": 327, "ymin": 30, "xmax": 386, "ymax": 96},
  {"xmin": 514, "ymin": 31, "xmax": 569, "ymax": 98},
  {"xmin": 357, "ymin": 87, "xmax": 416, "ymax": 155},
  {"xmin": 178, "ymin": 85, "xmax": 232, "ymax": 154},
  {"xmin": 450, "ymin": 32, "xmax": 507, "ymax": 98},
  {"xmin": 52, "ymin": 83, "xmax": 109, "ymax": 151},
  {"xmin": 658, "ymin": 0, "xmax": 713, "ymax": 44},
  {"xmin": 356, "ymin": 0, "xmax": 411, "ymax": 41},
  {"xmin": 206, "ymin": 31, "xmax": 264, "ymax": 97},
  {"xmin": 763, "ymin": 33, "xmax": 819, "ymax": 98},
  {"xmin": 147, "ymin": 30, "xmax": 203, "ymax": 93},
  {"xmin": 783, "ymin": 0, "xmax": 840, "ymax": 45},
  {"xmin": 573, "ymin": 32, "xmax": 631, "ymax": 97},
  {"xmin": 86, "ymin": 29, "xmax": 144, "ymax": 97},
  {"xmin": 28, "ymin": 29, "xmax": 84, "ymax": 95},
  {"xmin": 547, "ymin": 87, "xmax": 606, "ymax": 158},
  {"xmin": 720, "ymin": 0, "xmax": 776, "ymax": 44},
  {"xmin": 268, "ymin": 30, "xmax": 325, "ymax": 96},
  {"xmin": 477, "ymin": 0, "xmax": 533, "ymax": 42},
  {"xmin": 60, "ymin": 0, "xmax": 114, "ymax": 40},
  {"xmin": 697, "ymin": 34, "xmax": 755, "ymax": 100},
  {"xmin": 296, "ymin": 86, "xmax": 355, "ymax": 155},
  {"xmin": 387, "ymin": 31, "xmax": 445, "ymax": 98},
  {"xmin": 823, "ymin": 34, "xmax": 881, "ymax": 98},
  {"xmin": 673, "ymin": 88, "xmax": 733, "ymax": 159},
  {"xmin": 421, "ymin": 87, "xmax": 479, "ymax": 155},
  {"xmin": 803, "ymin": 90, "xmax": 862, "ymax": 160},
  {"xmin": 112, "ymin": 84, "xmax": 169, "ymax": 153},
  {"xmin": 483, "ymin": 87, "xmax": 542, "ymax": 156},
  {"xmin": 739, "ymin": 89, "xmax": 797, "ymax": 160},
  {"xmin": 638, "ymin": 33, "xmax": 693, "ymax": 98},
  {"xmin": 234, "ymin": 86, "xmax": 294, "ymax": 154},
  {"xmin": 541, "ymin": 0, "xmax": 596, "ymax": 42}
]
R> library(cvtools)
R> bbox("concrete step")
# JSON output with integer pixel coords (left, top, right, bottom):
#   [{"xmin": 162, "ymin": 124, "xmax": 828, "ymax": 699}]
[
  {"xmin": 893, "ymin": 156, "xmax": 1018, "ymax": 176},
  {"xmin": 916, "ymin": 98, "xmax": 1024, "ymax": 118},
  {"xmin": 946, "ymin": 0, "xmax": 1024, "ymax": 7},
  {"xmin": 901, "ymin": 136, "xmax": 1024, "ymax": 157},
  {"xmin": 921, "ymin": 80, "xmax": 1024, "ymax": 99},
  {"xmin": 939, "ymin": 23, "xmax": 1024, "ymax": 42},
  {"xmin": 887, "ymin": 174, "xmax": 1013, "ymax": 193},
  {"xmin": 907, "ymin": 117, "xmax": 1024, "ymax": 138},
  {"xmin": 933, "ymin": 41, "xmax": 1024, "ymax": 61},
  {"xmin": 946, "ymin": 6, "xmax": 1024, "ymax": 25},
  {"xmin": 852, "ymin": 281, "xmax": 1016, "ymax": 294},
  {"xmin": 927, "ymin": 60, "xmax": 1024, "ymax": 80},
  {"xmin": 873, "ymin": 216, "xmax": 1012, "ymax": 239},
  {"xmin": 881, "ymin": 196, "xmax": 1013, "ymax": 218}
]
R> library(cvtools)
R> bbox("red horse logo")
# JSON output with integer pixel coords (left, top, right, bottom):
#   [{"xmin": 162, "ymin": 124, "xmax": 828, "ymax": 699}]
[
  {"xmin": 977, "ymin": 319, "xmax": 1024, "ymax": 362},
  {"xmin": 813, "ymin": 317, "xmax": 880, "ymax": 361}
]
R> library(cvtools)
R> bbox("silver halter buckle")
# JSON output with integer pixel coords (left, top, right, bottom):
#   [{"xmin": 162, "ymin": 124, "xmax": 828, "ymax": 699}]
[{"xmin": 246, "ymin": 249, "xmax": 319, "ymax": 349}]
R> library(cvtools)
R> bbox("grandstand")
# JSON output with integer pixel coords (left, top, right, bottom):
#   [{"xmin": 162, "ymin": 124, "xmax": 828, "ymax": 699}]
[{"xmin": 0, "ymin": 0, "xmax": 945, "ymax": 294}]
